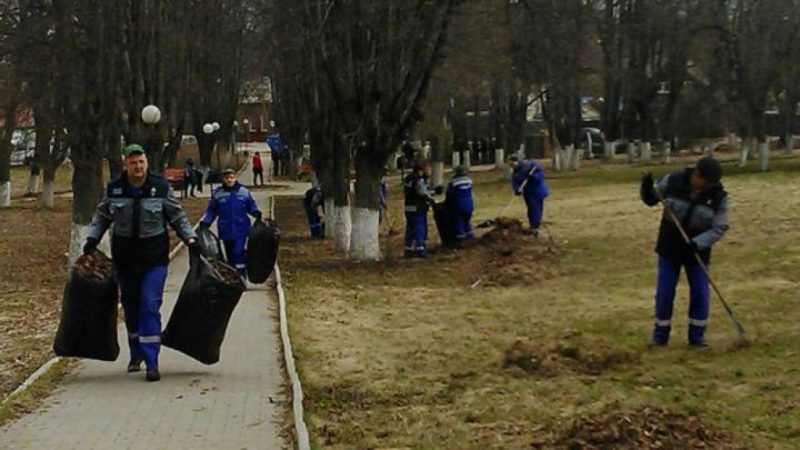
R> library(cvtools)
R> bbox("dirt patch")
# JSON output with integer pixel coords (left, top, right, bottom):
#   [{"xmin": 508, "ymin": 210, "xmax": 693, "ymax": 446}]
[
  {"xmin": 458, "ymin": 217, "xmax": 563, "ymax": 287},
  {"xmin": 533, "ymin": 404, "xmax": 743, "ymax": 449},
  {"xmin": 503, "ymin": 333, "xmax": 638, "ymax": 376}
]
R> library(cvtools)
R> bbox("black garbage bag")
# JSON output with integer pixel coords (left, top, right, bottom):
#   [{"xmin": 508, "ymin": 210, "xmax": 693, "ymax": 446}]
[
  {"xmin": 246, "ymin": 220, "xmax": 280, "ymax": 283},
  {"xmin": 53, "ymin": 251, "xmax": 120, "ymax": 361},
  {"xmin": 433, "ymin": 200, "xmax": 458, "ymax": 246},
  {"xmin": 162, "ymin": 253, "xmax": 245, "ymax": 364},
  {"xmin": 196, "ymin": 225, "xmax": 224, "ymax": 260}
]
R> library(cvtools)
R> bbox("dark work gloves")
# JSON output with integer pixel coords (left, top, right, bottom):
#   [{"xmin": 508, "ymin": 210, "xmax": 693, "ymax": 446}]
[
  {"xmin": 83, "ymin": 237, "xmax": 98, "ymax": 256},
  {"xmin": 188, "ymin": 239, "xmax": 204, "ymax": 256},
  {"xmin": 253, "ymin": 211, "xmax": 263, "ymax": 223},
  {"xmin": 640, "ymin": 172, "xmax": 658, "ymax": 206}
]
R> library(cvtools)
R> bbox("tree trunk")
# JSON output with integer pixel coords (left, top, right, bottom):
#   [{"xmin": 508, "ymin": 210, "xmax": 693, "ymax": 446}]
[
  {"xmin": 785, "ymin": 133, "xmax": 795, "ymax": 156},
  {"xmin": 640, "ymin": 141, "xmax": 652, "ymax": 164},
  {"xmin": 350, "ymin": 150, "xmax": 382, "ymax": 261},
  {"xmin": 0, "ymin": 103, "xmax": 16, "ymax": 208},
  {"xmin": 69, "ymin": 148, "xmax": 105, "ymax": 266},
  {"xmin": 727, "ymin": 132, "xmax": 738, "ymax": 152},
  {"xmin": 661, "ymin": 141, "xmax": 671, "ymax": 164},
  {"xmin": 26, "ymin": 170, "xmax": 40, "ymax": 197},
  {"xmin": 758, "ymin": 139, "xmax": 769, "ymax": 172},
  {"xmin": 451, "ymin": 151, "xmax": 460, "ymax": 168},
  {"xmin": 42, "ymin": 168, "xmax": 56, "ymax": 209},
  {"xmin": 604, "ymin": 141, "xmax": 615, "ymax": 160},
  {"xmin": 552, "ymin": 146, "xmax": 563, "ymax": 172},
  {"xmin": 430, "ymin": 136, "xmax": 444, "ymax": 188},
  {"xmin": 627, "ymin": 141, "xmax": 637, "ymax": 165},
  {"xmin": 494, "ymin": 148, "xmax": 505, "ymax": 169},
  {"xmin": 739, "ymin": 137, "xmax": 754, "ymax": 168}
]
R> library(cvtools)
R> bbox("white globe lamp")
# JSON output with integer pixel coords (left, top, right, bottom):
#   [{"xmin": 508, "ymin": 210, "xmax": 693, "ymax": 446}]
[
  {"xmin": 203, "ymin": 123, "xmax": 214, "ymax": 135},
  {"xmin": 141, "ymin": 105, "xmax": 161, "ymax": 125},
  {"xmin": 212, "ymin": 122, "xmax": 220, "ymax": 131}
]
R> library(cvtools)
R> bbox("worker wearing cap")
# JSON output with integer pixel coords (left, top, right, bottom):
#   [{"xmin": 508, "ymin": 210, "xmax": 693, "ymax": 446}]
[
  {"xmin": 509, "ymin": 156, "xmax": 550, "ymax": 236},
  {"xmin": 445, "ymin": 165, "xmax": 475, "ymax": 242},
  {"xmin": 640, "ymin": 156, "xmax": 730, "ymax": 347},
  {"xmin": 403, "ymin": 162, "xmax": 436, "ymax": 258},
  {"xmin": 84, "ymin": 144, "xmax": 201, "ymax": 382},
  {"xmin": 200, "ymin": 167, "xmax": 262, "ymax": 276}
]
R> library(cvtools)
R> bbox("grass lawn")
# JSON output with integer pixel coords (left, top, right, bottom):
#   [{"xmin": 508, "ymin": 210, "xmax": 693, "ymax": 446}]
[{"xmin": 277, "ymin": 156, "xmax": 800, "ymax": 449}]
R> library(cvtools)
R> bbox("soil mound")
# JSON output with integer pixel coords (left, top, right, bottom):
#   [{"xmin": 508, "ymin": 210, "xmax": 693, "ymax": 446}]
[
  {"xmin": 533, "ymin": 405, "xmax": 742, "ymax": 449},
  {"xmin": 465, "ymin": 217, "xmax": 561, "ymax": 286},
  {"xmin": 503, "ymin": 334, "xmax": 638, "ymax": 376}
]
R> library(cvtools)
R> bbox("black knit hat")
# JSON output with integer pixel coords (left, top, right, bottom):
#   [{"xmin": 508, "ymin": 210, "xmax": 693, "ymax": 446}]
[{"xmin": 695, "ymin": 156, "xmax": 722, "ymax": 183}]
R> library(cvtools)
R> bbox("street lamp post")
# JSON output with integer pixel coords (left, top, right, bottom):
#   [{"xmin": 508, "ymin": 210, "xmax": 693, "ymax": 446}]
[{"xmin": 203, "ymin": 122, "xmax": 214, "ymax": 186}]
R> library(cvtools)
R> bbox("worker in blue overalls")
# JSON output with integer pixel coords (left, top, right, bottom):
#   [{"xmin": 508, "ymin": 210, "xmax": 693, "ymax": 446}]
[
  {"xmin": 85, "ymin": 144, "xmax": 201, "ymax": 382},
  {"xmin": 200, "ymin": 168, "xmax": 262, "ymax": 276},
  {"xmin": 509, "ymin": 156, "xmax": 550, "ymax": 236},
  {"xmin": 446, "ymin": 165, "xmax": 475, "ymax": 242},
  {"xmin": 303, "ymin": 184, "xmax": 325, "ymax": 238},
  {"xmin": 403, "ymin": 162, "xmax": 436, "ymax": 258}
]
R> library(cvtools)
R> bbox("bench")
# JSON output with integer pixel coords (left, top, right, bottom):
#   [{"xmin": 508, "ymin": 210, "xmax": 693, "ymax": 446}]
[{"xmin": 164, "ymin": 168, "xmax": 186, "ymax": 197}]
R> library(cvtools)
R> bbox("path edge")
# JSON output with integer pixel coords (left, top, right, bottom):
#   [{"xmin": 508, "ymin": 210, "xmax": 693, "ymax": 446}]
[{"xmin": 274, "ymin": 263, "xmax": 311, "ymax": 450}]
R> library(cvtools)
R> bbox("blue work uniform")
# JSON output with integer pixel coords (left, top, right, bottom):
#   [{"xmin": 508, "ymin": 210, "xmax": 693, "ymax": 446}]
[
  {"xmin": 379, "ymin": 177, "xmax": 388, "ymax": 224},
  {"xmin": 446, "ymin": 175, "xmax": 474, "ymax": 240},
  {"xmin": 88, "ymin": 172, "xmax": 197, "ymax": 370},
  {"xmin": 303, "ymin": 186, "xmax": 325, "ymax": 237},
  {"xmin": 403, "ymin": 174, "xmax": 435, "ymax": 256},
  {"xmin": 512, "ymin": 160, "xmax": 550, "ymax": 232},
  {"xmin": 641, "ymin": 168, "xmax": 730, "ymax": 345},
  {"xmin": 201, "ymin": 182, "xmax": 261, "ymax": 276}
]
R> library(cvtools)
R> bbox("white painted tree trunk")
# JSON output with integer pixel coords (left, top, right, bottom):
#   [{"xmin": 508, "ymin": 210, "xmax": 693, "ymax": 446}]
[
  {"xmin": 462, "ymin": 151, "xmax": 471, "ymax": 169},
  {"xmin": 727, "ymin": 132, "xmax": 738, "ymax": 152},
  {"xmin": 785, "ymin": 134, "xmax": 795, "ymax": 156},
  {"xmin": 389, "ymin": 152, "xmax": 399, "ymax": 170},
  {"xmin": 26, "ymin": 173, "xmax": 39, "ymax": 196},
  {"xmin": 42, "ymin": 179, "xmax": 55, "ymax": 209},
  {"xmin": 738, "ymin": 138, "xmax": 753, "ymax": 168},
  {"xmin": 566, "ymin": 144, "xmax": 580, "ymax": 171},
  {"xmin": 758, "ymin": 141, "xmax": 769, "ymax": 172},
  {"xmin": 551, "ymin": 147, "xmax": 563, "ymax": 172},
  {"xmin": 661, "ymin": 142, "xmax": 671, "ymax": 164},
  {"xmin": 0, "ymin": 181, "xmax": 10, "ymax": 207},
  {"xmin": 330, "ymin": 204, "xmax": 352, "ymax": 254},
  {"xmin": 627, "ymin": 142, "xmax": 637, "ymax": 164},
  {"xmin": 640, "ymin": 141, "xmax": 652, "ymax": 164},
  {"xmin": 451, "ymin": 152, "xmax": 460, "ymax": 168},
  {"xmin": 604, "ymin": 141, "xmax": 615, "ymax": 160},
  {"xmin": 431, "ymin": 161, "xmax": 444, "ymax": 188},
  {"xmin": 349, "ymin": 207, "xmax": 381, "ymax": 261},
  {"xmin": 494, "ymin": 148, "xmax": 505, "ymax": 169}
]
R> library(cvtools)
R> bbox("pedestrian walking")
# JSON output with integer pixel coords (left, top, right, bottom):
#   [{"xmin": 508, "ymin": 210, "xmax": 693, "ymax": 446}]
[
  {"xmin": 446, "ymin": 166, "xmax": 475, "ymax": 242},
  {"xmin": 252, "ymin": 152, "xmax": 264, "ymax": 186},
  {"xmin": 183, "ymin": 157, "xmax": 197, "ymax": 197},
  {"xmin": 266, "ymin": 133, "xmax": 284, "ymax": 178},
  {"xmin": 640, "ymin": 156, "xmax": 730, "ymax": 348},
  {"xmin": 379, "ymin": 167, "xmax": 389, "ymax": 224},
  {"xmin": 509, "ymin": 156, "xmax": 550, "ymax": 236},
  {"xmin": 200, "ymin": 168, "xmax": 262, "ymax": 277},
  {"xmin": 403, "ymin": 162, "xmax": 436, "ymax": 258},
  {"xmin": 303, "ymin": 184, "xmax": 325, "ymax": 238},
  {"xmin": 84, "ymin": 144, "xmax": 201, "ymax": 382}
]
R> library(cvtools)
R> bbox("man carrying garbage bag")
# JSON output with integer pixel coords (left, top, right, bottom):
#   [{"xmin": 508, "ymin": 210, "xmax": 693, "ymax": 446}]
[
  {"xmin": 200, "ymin": 167, "xmax": 262, "ymax": 277},
  {"xmin": 403, "ymin": 162, "xmax": 437, "ymax": 258},
  {"xmin": 83, "ymin": 144, "xmax": 201, "ymax": 382}
]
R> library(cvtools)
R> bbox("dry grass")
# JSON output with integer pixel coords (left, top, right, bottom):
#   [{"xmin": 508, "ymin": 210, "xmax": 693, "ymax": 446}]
[{"xmin": 278, "ymin": 157, "xmax": 800, "ymax": 449}]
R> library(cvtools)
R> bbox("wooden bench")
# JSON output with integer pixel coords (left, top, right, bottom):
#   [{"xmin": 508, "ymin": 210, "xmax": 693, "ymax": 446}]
[{"xmin": 164, "ymin": 168, "xmax": 186, "ymax": 197}]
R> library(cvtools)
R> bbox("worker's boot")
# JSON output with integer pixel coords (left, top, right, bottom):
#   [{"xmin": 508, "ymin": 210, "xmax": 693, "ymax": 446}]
[
  {"xmin": 127, "ymin": 358, "xmax": 143, "ymax": 373},
  {"xmin": 146, "ymin": 369, "xmax": 161, "ymax": 382}
]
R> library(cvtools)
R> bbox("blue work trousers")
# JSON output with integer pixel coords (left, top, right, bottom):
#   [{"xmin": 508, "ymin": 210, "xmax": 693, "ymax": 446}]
[
  {"xmin": 454, "ymin": 211, "xmax": 474, "ymax": 240},
  {"xmin": 524, "ymin": 195, "xmax": 544, "ymax": 231},
  {"xmin": 653, "ymin": 257, "xmax": 710, "ymax": 344},
  {"xmin": 223, "ymin": 237, "xmax": 248, "ymax": 276},
  {"xmin": 118, "ymin": 266, "xmax": 168, "ymax": 370},
  {"xmin": 404, "ymin": 211, "xmax": 428, "ymax": 256},
  {"xmin": 306, "ymin": 209, "xmax": 324, "ymax": 237}
]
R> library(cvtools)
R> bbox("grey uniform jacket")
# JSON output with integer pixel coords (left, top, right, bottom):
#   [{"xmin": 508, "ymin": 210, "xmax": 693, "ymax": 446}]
[{"xmin": 88, "ymin": 171, "xmax": 197, "ymax": 271}]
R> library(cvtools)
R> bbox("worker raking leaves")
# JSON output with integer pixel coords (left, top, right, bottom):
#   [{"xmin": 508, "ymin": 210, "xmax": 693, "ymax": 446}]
[{"xmin": 640, "ymin": 156, "xmax": 736, "ymax": 348}]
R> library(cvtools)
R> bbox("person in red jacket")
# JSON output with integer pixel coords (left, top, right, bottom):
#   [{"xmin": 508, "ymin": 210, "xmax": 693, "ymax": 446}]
[{"xmin": 252, "ymin": 152, "xmax": 264, "ymax": 186}]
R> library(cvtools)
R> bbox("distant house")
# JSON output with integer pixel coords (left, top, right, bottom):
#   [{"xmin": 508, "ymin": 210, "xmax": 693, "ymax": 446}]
[
  {"xmin": 237, "ymin": 77, "xmax": 273, "ymax": 143},
  {"xmin": 0, "ymin": 107, "xmax": 36, "ymax": 166}
]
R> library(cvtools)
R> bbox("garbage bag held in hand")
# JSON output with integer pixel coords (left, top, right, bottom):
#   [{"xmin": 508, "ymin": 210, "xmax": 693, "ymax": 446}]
[
  {"xmin": 197, "ymin": 225, "xmax": 224, "ymax": 260},
  {"xmin": 53, "ymin": 252, "xmax": 120, "ymax": 361},
  {"xmin": 162, "ymin": 253, "xmax": 245, "ymax": 365},
  {"xmin": 246, "ymin": 220, "xmax": 280, "ymax": 283},
  {"xmin": 433, "ymin": 200, "xmax": 458, "ymax": 246}
]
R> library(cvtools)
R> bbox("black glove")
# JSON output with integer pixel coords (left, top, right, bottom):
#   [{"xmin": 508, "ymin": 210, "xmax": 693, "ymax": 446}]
[
  {"xmin": 514, "ymin": 189, "xmax": 522, "ymax": 196},
  {"xmin": 433, "ymin": 185, "xmax": 444, "ymax": 196},
  {"xmin": 198, "ymin": 221, "xmax": 210, "ymax": 230},
  {"xmin": 640, "ymin": 172, "xmax": 658, "ymax": 206},
  {"xmin": 83, "ymin": 237, "xmax": 98, "ymax": 256},
  {"xmin": 253, "ymin": 211, "xmax": 262, "ymax": 222},
  {"xmin": 188, "ymin": 239, "xmax": 204, "ymax": 256},
  {"xmin": 688, "ymin": 240, "xmax": 700, "ymax": 254}
]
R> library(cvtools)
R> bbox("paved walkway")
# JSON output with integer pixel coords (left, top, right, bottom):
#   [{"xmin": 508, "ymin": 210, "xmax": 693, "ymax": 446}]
[{"xmin": 0, "ymin": 171, "xmax": 287, "ymax": 450}]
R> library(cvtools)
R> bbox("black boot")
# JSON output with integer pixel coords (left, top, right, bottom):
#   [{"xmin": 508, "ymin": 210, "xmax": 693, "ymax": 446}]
[
  {"xmin": 145, "ymin": 369, "xmax": 161, "ymax": 382},
  {"xmin": 127, "ymin": 358, "xmax": 143, "ymax": 373}
]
